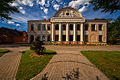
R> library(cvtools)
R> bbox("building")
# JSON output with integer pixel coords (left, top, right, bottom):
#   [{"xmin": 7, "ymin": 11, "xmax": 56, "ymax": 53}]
[
  {"xmin": 0, "ymin": 27, "xmax": 28, "ymax": 43},
  {"xmin": 28, "ymin": 7, "xmax": 107, "ymax": 44}
]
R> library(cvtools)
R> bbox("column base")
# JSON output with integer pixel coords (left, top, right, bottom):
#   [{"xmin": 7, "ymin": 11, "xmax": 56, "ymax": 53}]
[
  {"xmin": 78, "ymin": 41, "xmax": 84, "ymax": 45},
  {"xmin": 71, "ymin": 41, "xmax": 77, "ymax": 45}
]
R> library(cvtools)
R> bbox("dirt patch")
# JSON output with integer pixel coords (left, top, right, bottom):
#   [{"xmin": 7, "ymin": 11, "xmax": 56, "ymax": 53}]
[{"xmin": 30, "ymin": 52, "xmax": 45, "ymax": 57}]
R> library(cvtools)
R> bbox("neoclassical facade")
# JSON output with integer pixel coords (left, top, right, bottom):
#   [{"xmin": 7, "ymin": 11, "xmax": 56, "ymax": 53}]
[{"xmin": 28, "ymin": 7, "xmax": 107, "ymax": 44}]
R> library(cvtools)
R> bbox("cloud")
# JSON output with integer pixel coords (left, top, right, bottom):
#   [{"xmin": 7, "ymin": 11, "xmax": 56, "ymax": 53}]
[
  {"xmin": 16, "ymin": 24, "xmax": 20, "ymax": 26},
  {"xmin": 11, "ymin": 2, "xmax": 18, "ymax": 6},
  {"xmin": 8, "ymin": 21, "xmax": 14, "ymax": 24},
  {"xmin": 53, "ymin": 4, "xmax": 60, "ymax": 10},
  {"xmin": 56, "ymin": 0, "xmax": 61, "ymax": 2},
  {"xmin": 79, "ymin": 6, "xmax": 87, "ymax": 12},
  {"xmin": 43, "ymin": 8, "xmax": 48, "ymax": 14},
  {"xmin": 38, "ymin": 0, "xmax": 45, "ymax": 6},
  {"xmin": 11, "ymin": 0, "xmax": 34, "ymax": 7},
  {"xmin": 19, "ymin": 7, "xmax": 23, "ymax": 10},
  {"xmin": 20, "ymin": 10, "xmax": 26, "ymax": 14},
  {"xmin": 69, "ymin": 0, "xmax": 89, "ymax": 8}
]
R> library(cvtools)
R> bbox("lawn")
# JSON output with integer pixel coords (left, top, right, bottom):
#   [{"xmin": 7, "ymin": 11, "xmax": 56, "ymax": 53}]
[
  {"xmin": 16, "ymin": 49, "xmax": 56, "ymax": 80},
  {"xmin": 0, "ymin": 49, "xmax": 10, "ymax": 57},
  {"xmin": 81, "ymin": 51, "xmax": 120, "ymax": 80}
]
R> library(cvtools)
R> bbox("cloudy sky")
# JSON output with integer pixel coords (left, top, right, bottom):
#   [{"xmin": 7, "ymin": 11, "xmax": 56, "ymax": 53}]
[{"xmin": 0, "ymin": 0, "xmax": 120, "ymax": 31}]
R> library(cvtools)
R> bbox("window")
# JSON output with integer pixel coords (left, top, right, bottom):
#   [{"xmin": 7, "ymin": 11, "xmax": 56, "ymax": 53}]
[
  {"xmin": 66, "ymin": 13, "xmax": 69, "ymax": 15},
  {"xmin": 91, "ymin": 24, "xmax": 95, "ymax": 31},
  {"xmin": 42, "ymin": 34, "xmax": 45, "ymax": 41},
  {"xmin": 38, "ymin": 24, "xmax": 41, "ymax": 30},
  {"xmin": 77, "ymin": 35, "xmax": 80, "ymax": 41},
  {"xmin": 99, "ymin": 24, "xmax": 102, "ymax": 31},
  {"xmin": 55, "ymin": 35, "xmax": 58, "ymax": 41},
  {"xmin": 31, "ymin": 24, "xmax": 34, "ymax": 31},
  {"xmin": 85, "ymin": 35, "xmax": 88, "ymax": 42},
  {"xmin": 85, "ymin": 24, "xmax": 88, "ymax": 31},
  {"xmin": 38, "ymin": 35, "xmax": 41, "ymax": 41},
  {"xmin": 69, "ymin": 24, "xmax": 73, "ymax": 30},
  {"xmin": 77, "ymin": 24, "xmax": 80, "ymax": 30},
  {"xmin": 30, "ymin": 35, "xmax": 34, "ymax": 43},
  {"xmin": 48, "ymin": 35, "xmax": 50, "ymax": 41},
  {"xmin": 99, "ymin": 35, "xmax": 102, "ymax": 42},
  {"xmin": 62, "ymin": 35, "xmax": 66, "ymax": 41},
  {"xmin": 62, "ymin": 24, "xmax": 66, "ymax": 30},
  {"xmin": 43, "ymin": 24, "xmax": 46, "ymax": 30},
  {"xmin": 69, "ymin": 35, "xmax": 73, "ymax": 41},
  {"xmin": 48, "ymin": 24, "xmax": 50, "ymax": 30},
  {"xmin": 55, "ymin": 24, "xmax": 59, "ymax": 30}
]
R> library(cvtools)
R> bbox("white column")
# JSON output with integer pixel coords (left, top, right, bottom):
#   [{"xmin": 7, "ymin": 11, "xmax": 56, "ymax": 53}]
[
  {"xmin": 66, "ymin": 23, "xmax": 69, "ymax": 41},
  {"xmin": 73, "ymin": 23, "xmax": 76, "ymax": 41},
  {"xmin": 80, "ymin": 23, "xmax": 83, "ymax": 42},
  {"xmin": 52, "ymin": 23, "xmax": 54, "ymax": 41},
  {"xmin": 59, "ymin": 23, "xmax": 62, "ymax": 41}
]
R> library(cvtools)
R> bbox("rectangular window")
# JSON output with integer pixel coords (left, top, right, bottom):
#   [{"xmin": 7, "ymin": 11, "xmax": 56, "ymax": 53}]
[
  {"xmin": 85, "ymin": 24, "xmax": 88, "ymax": 31},
  {"xmin": 69, "ymin": 35, "xmax": 73, "ymax": 41},
  {"xmin": 38, "ymin": 24, "xmax": 41, "ymax": 30},
  {"xmin": 77, "ymin": 35, "xmax": 80, "ymax": 41},
  {"xmin": 43, "ymin": 24, "xmax": 46, "ymax": 30},
  {"xmin": 42, "ymin": 34, "xmax": 45, "ymax": 41},
  {"xmin": 99, "ymin": 24, "xmax": 102, "ymax": 31},
  {"xmin": 31, "ymin": 24, "xmax": 34, "ymax": 31},
  {"xmin": 62, "ymin": 35, "xmax": 66, "ymax": 41},
  {"xmin": 47, "ymin": 24, "xmax": 50, "ymax": 30},
  {"xmin": 91, "ymin": 24, "xmax": 95, "ymax": 31},
  {"xmin": 55, "ymin": 35, "xmax": 58, "ymax": 41},
  {"xmin": 38, "ymin": 35, "xmax": 41, "ymax": 41},
  {"xmin": 99, "ymin": 35, "xmax": 102, "ymax": 42},
  {"xmin": 85, "ymin": 35, "xmax": 88, "ymax": 42},
  {"xmin": 47, "ymin": 35, "xmax": 50, "ymax": 41}
]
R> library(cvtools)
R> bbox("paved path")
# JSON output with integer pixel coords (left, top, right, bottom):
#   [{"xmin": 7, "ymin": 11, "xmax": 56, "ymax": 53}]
[
  {"xmin": 0, "ymin": 45, "xmax": 120, "ymax": 80},
  {"xmin": 0, "ymin": 47, "xmax": 29, "ymax": 80},
  {"xmin": 30, "ymin": 46, "xmax": 120, "ymax": 80}
]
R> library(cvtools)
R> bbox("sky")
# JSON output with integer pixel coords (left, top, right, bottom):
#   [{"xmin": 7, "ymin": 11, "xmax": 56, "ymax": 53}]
[{"xmin": 0, "ymin": 0, "xmax": 120, "ymax": 32}]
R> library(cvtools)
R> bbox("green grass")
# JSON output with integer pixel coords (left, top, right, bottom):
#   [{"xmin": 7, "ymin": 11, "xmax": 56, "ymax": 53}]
[
  {"xmin": 16, "ymin": 49, "xmax": 55, "ymax": 80},
  {"xmin": 81, "ymin": 51, "xmax": 120, "ymax": 80},
  {"xmin": 0, "ymin": 49, "xmax": 10, "ymax": 57}
]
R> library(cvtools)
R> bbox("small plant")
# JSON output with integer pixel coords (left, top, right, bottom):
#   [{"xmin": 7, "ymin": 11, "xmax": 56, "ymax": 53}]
[{"xmin": 30, "ymin": 37, "xmax": 46, "ymax": 54}]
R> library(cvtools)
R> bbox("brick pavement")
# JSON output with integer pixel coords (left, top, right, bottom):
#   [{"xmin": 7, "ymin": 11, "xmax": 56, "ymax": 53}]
[
  {"xmin": 0, "ymin": 47, "xmax": 29, "ymax": 80},
  {"xmin": 30, "ymin": 46, "xmax": 114, "ymax": 80},
  {"xmin": 0, "ymin": 45, "xmax": 120, "ymax": 80}
]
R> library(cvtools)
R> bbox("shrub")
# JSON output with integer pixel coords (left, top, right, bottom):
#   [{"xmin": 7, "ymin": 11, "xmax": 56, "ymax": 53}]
[{"xmin": 30, "ymin": 37, "xmax": 46, "ymax": 54}]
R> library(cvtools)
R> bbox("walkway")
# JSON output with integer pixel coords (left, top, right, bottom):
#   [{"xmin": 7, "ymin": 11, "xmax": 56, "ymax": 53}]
[
  {"xmin": 0, "ymin": 47, "xmax": 29, "ymax": 80},
  {"xmin": 31, "ymin": 46, "xmax": 115, "ymax": 80}
]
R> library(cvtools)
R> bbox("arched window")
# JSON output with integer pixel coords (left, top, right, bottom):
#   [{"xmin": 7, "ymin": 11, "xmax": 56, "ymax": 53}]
[
  {"xmin": 55, "ymin": 24, "xmax": 59, "ymax": 30},
  {"xmin": 69, "ymin": 24, "xmax": 73, "ymax": 30},
  {"xmin": 77, "ymin": 24, "xmax": 80, "ymax": 30},
  {"xmin": 62, "ymin": 24, "xmax": 66, "ymax": 30}
]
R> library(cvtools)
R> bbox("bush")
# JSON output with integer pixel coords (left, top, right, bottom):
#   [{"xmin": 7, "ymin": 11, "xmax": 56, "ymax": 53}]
[{"xmin": 30, "ymin": 37, "xmax": 46, "ymax": 54}]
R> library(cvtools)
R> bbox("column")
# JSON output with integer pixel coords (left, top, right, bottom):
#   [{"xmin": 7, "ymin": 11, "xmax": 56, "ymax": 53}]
[
  {"xmin": 80, "ymin": 23, "xmax": 83, "ymax": 42},
  {"xmin": 52, "ymin": 23, "xmax": 54, "ymax": 41},
  {"xmin": 28, "ymin": 34, "xmax": 30, "ymax": 43},
  {"xmin": 73, "ymin": 23, "xmax": 76, "ymax": 41},
  {"xmin": 59, "ymin": 23, "xmax": 62, "ymax": 41},
  {"xmin": 66, "ymin": 23, "xmax": 69, "ymax": 41}
]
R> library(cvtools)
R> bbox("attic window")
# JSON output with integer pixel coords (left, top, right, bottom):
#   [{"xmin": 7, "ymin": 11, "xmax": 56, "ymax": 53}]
[{"xmin": 66, "ymin": 13, "xmax": 69, "ymax": 15}]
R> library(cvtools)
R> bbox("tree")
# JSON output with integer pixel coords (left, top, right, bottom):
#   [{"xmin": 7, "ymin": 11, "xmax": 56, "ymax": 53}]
[
  {"xmin": 0, "ymin": 0, "xmax": 19, "ymax": 20},
  {"xmin": 107, "ymin": 16, "xmax": 120, "ymax": 44},
  {"xmin": 89, "ymin": 0, "xmax": 120, "ymax": 13},
  {"xmin": 30, "ymin": 37, "xmax": 46, "ymax": 54}
]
